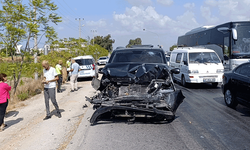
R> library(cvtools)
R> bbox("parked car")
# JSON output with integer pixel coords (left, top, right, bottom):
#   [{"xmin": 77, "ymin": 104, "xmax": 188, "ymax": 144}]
[
  {"xmin": 221, "ymin": 62, "xmax": 250, "ymax": 109},
  {"xmin": 169, "ymin": 47, "xmax": 224, "ymax": 87},
  {"xmin": 97, "ymin": 56, "xmax": 109, "ymax": 65},
  {"xmin": 69, "ymin": 55, "xmax": 98, "ymax": 79},
  {"xmin": 86, "ymin": 45, "xmax": 185, "ymax": 124}
]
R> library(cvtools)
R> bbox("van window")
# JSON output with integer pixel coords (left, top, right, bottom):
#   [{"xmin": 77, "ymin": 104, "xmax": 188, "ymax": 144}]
[
  {"xmin": 176, "ymin": 53, "xmax": 182, "ymax": 63},
  {"xmin": 170, "ymin": 53, "xmax": 177, "ymax": 62},
  {"xmin": 183, "ymin": 53, "xmax": 187, "ymax": 63},
  {"xmin": 189, "ymin": 52, "xmax": 221, "ymax": 64},
  {"xmin": 75, "ymin": 59, "xmax": 94, "ymax": 65}
]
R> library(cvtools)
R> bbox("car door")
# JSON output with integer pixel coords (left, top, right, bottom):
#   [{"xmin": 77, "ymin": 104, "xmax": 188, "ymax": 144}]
[
  {"xmin": 234, "ymin": 64, "xmax": 250, "ymax": 103},
  {"xmin": 175, "ymin": 53, "xmax": 182, "ymax": 80},
  {"xmin": 181, "ymin": 53, "xmax": 189, "ymax": 80}
]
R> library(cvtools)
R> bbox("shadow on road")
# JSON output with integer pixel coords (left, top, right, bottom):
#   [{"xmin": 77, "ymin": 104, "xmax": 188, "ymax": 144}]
[
  {"xmin": 5, "ymin": 110, "xmax": 19, "ymax": 118},
  {"xmin": 91, "ymin": 116, "xmax": 179, "ymax": 126},
  {"xmin": 213, "ymin": 97, "xmax": 250, "ymax": 117},
  {"xmin": 5, "ymin": 118, "xmax": 23, "ymax": 129},
  {"xmin": 175, "ymin": 82, "xmax": 221, "ymax": 89},
  {"xmin": 77, "ymin": 77, "xmax": 93, "ymax": 82}
]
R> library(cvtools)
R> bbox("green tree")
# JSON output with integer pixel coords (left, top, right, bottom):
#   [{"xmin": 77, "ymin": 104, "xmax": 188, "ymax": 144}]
[
  {"xmin": 170, "ymin": 44, "xmax": 178, "ymax": 51},
  {"xmin": 92, "ymin": 34, "xmax": 115, "ymax": 52},
  {"xmin": 126, "ymin": 38, "xmax": 142, "ymax": 48},
  {"xmin": 0, "ymin": 0, "xmax": 61, "ymax": 94}
]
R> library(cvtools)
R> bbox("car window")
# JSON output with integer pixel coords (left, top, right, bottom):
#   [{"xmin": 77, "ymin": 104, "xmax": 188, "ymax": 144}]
[
  {"xmin": 111, "ymin": 50, "xmax": 164, "ymax": 63},
  {"xmin": 75, "ymin": 59, "xmax": 93, "ymax": 65},
  {"xmin": 176, "ymin": 53, "xmax": 182, "ymax": 63},
  {"xmin": 236, "ymin": 64, "xmax": 250, "ymax": 77}
]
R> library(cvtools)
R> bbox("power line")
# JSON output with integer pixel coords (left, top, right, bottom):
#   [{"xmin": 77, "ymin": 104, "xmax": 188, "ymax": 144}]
[
  {"xmin": 62, "ymin": 0, "xmax": 79, "ymax": 16},
  {"xmin": 55, "ymin": 0, "xmax": 76, "ymax": 17}
]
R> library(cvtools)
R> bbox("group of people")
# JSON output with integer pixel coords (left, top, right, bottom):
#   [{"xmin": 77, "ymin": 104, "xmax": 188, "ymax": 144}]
[{"xmin": 0, "ymin": 58, "xmax": 81, "ymax": 132}]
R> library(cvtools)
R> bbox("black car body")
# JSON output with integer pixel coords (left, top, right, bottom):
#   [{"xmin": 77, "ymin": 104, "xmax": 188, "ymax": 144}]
[
  {"xmin": 222, "ymin": 62, "xmax": 250, "ymax": 108},
  {"xmin": 87, "ymin": 46, "xmax": 185, "ymax": 124}
]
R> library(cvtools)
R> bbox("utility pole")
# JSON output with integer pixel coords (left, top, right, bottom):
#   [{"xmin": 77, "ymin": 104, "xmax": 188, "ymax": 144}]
[
  {"xmin": 34, "ymin": 3, "xmax": 38, "ymax": 80},
  {"xmin": 91, "ymin": 30, "xmax": 97, "ymax": 45},
  {"xmin": 75, "ymin": 18, "xmax": 84, "ymax": 47}
]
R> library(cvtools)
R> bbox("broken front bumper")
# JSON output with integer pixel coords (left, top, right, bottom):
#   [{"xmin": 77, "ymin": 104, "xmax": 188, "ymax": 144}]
[{"xmin": 86, "ymin": 90, "xmax": 184, "ymax": 124}]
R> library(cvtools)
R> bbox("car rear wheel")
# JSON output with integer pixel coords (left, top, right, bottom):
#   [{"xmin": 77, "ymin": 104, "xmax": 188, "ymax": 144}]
[
  {"xmin": 212, "ymin": 82, "xmax": 218, "ymax": 87},
  {"xmin": 224, "ymin": 89, "xmax": 238, "ymax": 108}
]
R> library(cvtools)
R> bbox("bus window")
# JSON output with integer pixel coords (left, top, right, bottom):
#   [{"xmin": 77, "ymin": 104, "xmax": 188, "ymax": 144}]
[{"xmin": 224, "ymin": 36, "xmax": 230, "ymax": 56}]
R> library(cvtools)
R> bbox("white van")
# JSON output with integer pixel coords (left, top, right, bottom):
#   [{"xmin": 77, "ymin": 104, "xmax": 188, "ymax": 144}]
[
  {"xmin": 169, "ymin": 47, "xmax": 224, "ymax": 87},
  {"xmin": 69, "ymin": 55, "xmax": 98, "ymax": 79}
]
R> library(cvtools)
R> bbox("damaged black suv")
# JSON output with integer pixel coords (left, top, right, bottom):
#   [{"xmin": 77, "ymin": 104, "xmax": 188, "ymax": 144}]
[{"xmin": 87, "ymin": 45, "xmax": 184, "ymax": 124}]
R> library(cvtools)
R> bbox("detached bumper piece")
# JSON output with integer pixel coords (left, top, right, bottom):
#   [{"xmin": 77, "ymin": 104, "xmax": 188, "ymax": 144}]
[{"xmin": 86, "ymin": 89, "xmax": 184, "ymax": 125}]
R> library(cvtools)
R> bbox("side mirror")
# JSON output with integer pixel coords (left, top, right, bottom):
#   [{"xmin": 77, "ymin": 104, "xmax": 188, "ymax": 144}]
[
  {"xmin": 98, "ymin": 68, "xmax": 103, "ymax": 74},
  {"xmin": 171, "ymin": 68, "xmax": 180, "ymax": 74},
  {"xmin": 224, "ymin": 55, "xmax": 229, "ymax": 60},
  {"xmin": 183, "ymin": 61, "xmax": 188, "ymax": 66},
  {"xmin": 232, "ymin": 28, "xmax": 237, "ymax": 41}
]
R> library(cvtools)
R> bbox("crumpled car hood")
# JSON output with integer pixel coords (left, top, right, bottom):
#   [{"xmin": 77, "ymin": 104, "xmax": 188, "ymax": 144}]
[{"xmin": 102, "ymin": 63, "xmax": 169, "ymax": 82}]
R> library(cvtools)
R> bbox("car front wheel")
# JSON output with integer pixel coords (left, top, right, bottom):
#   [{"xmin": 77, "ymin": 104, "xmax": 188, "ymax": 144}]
[
  {"xmin": 224, "ymin": 89, "xmax": 238, "ymax": 108},
  {"xmin": 181, "ymin": 76, "xmax": 187, "ymax": 87}
]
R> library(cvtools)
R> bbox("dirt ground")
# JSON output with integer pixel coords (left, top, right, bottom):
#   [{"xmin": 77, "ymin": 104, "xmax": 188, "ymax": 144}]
[{"xmin": 0, "ymin": 80, "xmax": 96, "ymax": 150}]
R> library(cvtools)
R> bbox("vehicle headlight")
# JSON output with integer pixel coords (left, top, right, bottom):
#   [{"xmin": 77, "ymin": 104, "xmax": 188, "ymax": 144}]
[
  {"xmin": 188, "ymin": 70, "xmax": 199, "ymax": 73},
  {"xmin": 216, "ymin": 69, "xmax": 224, "ymax": 73}
]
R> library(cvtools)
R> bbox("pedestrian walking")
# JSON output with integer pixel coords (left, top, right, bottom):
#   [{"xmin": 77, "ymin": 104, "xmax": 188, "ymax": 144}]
[
  {"xmin": 0, "ymin": 73, "xmax": 11, "ymax": 131},
  {"xmin": 55, "ymin": 60, "xmax": 63, "ymax": 93},
  {"xmin": 42, "ymin": 60, "xmax": 61, "ymax": 120},
  {"xmin": 70, "ymin": 59, "xmax": 81, "ymax": 92}
]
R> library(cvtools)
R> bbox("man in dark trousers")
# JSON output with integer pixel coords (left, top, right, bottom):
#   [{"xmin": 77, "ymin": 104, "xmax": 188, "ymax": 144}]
[{"xmin": 42, "ymin": 60, "xmax": 61, "ymax": 120}]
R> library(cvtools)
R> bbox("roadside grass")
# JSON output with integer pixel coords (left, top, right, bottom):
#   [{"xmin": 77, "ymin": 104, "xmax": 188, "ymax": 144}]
[{"xmin": 7, "ymin": 77, "xmax": 44, "ymax": 111}]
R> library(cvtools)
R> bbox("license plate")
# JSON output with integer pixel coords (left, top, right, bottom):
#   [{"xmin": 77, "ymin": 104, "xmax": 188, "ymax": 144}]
[
  {"xmin": 80, "ymin": 71, "xmax": 85, "ymax": 75},
  {"xmin": 203, "ymin": 78, "xmax": 215, "ymax": 82}
]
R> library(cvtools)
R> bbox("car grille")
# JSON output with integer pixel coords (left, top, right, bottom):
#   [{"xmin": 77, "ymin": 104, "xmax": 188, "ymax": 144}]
[{"xmin": 199, "ymin": 75, "xmax": 218, "ymax": 78}]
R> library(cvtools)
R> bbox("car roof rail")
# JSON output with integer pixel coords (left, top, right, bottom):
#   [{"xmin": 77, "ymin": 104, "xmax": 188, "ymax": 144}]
[{"xmin": 130, "ymin": 44, "xmax": 154, "ymax": 48}]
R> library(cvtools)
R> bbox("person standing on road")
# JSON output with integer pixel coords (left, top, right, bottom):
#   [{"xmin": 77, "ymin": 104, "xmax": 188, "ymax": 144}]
[
  {"xmin": 0, "ymin": 73, "xmax": 11, "ymax": 131},
  {"xmin": 66, "ymin": 57, "xmax": 71, "ymax": 82},
  {"xmin": 55, "ymin": 60, "xmax": 63, "ymax": 93},
  {"xmin": 42, "ymin": 60, "xmax": 61, "ymax": 120},
  {"xmin": 70, "ymin": 59, "xmax": 81, "ymax": 92}
]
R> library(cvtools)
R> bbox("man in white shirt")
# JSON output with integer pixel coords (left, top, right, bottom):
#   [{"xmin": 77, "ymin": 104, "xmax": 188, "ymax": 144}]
[{"xmin": 42, "ymin": 60, "xmax": 61, "ymax": 120}]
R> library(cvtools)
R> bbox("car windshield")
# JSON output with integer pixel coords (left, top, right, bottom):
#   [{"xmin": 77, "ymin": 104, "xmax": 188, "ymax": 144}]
[
  {"xmin": 75, "ymin": 59, "xmax": 93, "ymax": 65},
  {"xmin": 111, "ymin": 50, "xmax": 164, "ymax": 63},
  {"xmin": 99, "ymin": 57, "xmax": 107, "ymax": 60},
  {"xmin": 189, "ymin": 52, "xmax": 221, "ymax": 64}
]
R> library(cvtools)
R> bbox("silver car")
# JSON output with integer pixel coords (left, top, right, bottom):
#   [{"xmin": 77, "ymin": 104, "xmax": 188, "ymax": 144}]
[{"xmin": 97, "ymin": 56, "xmax": 109, "ymax": 65}]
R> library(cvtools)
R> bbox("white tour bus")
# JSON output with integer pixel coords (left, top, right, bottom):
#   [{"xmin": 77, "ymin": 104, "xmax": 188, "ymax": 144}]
[{"xmin": 169, "ymin": 47, "xmax": 224, "ymax": 87}]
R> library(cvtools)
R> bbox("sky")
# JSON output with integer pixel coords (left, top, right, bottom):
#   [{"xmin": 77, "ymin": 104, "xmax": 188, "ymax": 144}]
[{"xmin": 31, "ymin": 0, "xmax": 250, "ymax": 51}]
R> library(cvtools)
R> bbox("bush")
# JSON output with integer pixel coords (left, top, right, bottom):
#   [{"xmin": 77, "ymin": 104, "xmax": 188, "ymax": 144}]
[{"xmin": 17, "ymin": 92, "xmax": 29, "ymax": 101}]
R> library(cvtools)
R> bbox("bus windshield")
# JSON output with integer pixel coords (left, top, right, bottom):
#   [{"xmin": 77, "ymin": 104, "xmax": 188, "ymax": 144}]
[
  {"xmin": 232, "ymin": 26, "xmax": 250, "ymax": 57},
  {"xmin": 189, "ymin": 52, "xmax": 221, "ymax": 64}
]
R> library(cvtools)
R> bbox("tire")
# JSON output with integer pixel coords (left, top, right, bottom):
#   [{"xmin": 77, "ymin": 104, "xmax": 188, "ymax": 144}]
[
  {"xmin": 224, "ymin": 89, "xmax": 238, "ymax": 108},
  {"xmin": 212, "ymin": 82, "xmax": 218, "ymax": 87},
  {"xmin": 181, "ymin": 76, "xmax": 187, "ymax": 87}
]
